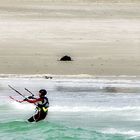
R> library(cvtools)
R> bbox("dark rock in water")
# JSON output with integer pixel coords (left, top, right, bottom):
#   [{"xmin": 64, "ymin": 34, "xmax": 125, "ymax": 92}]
[
  {"xmin": 44, "ymin": 76, "xmax": 53, "ymax": 79},
  {"xmin": 105, "ymin": 87, "xmax": 117, "ymax": 93},
  {"xmin": 60, "ymin": 55, "xmax": 72, "ymax": 61}
]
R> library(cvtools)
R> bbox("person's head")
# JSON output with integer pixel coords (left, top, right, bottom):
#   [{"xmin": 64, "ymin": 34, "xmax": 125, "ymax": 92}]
[{"xmin": 39, "ymin": 89, "xmax": 47, "ymax": 97}]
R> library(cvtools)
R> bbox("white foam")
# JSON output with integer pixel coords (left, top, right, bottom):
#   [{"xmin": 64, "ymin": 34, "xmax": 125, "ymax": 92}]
[
  {"xmin": 102, "ymin": 128, "xmax": 140, "ymax": 137},
  {"xmin": 49, "ymin": 105, "xmax": 140, "ymax": 112},
  {"xmin": 1, "ymin": 74, "xmax": 140, "ymax": 89},
  {"xmin": 10, "ymin": 101, "xmax": 35, "ymax": 111}
]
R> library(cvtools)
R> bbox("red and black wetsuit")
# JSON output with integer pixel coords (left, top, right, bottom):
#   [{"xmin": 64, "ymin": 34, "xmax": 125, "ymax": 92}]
[{"xmin": 27, "ymin": 96, "xmax": 49, "ymax": 122}]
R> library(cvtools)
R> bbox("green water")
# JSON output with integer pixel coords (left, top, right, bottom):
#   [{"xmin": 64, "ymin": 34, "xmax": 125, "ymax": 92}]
[
  {"xmin": 0, "ymin": 77, "xmax": 140, "ymax": 140},
  {"xmin": 0, "ymin": 120, "xmax": 133, "ymax": 140}
]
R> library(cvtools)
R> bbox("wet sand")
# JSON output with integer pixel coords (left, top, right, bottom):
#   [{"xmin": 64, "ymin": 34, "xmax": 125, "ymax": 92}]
[{"xmin": 0, "ymin": 0, "xmax": 140, "ymax": 75}]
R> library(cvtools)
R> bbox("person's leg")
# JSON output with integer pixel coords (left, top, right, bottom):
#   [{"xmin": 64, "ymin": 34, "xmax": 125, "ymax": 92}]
[
  {"xmin": 28, "ymin": 110, "xmax": 48, "ymax": 122},
  {"xmin": 28, "ymin": 111, "xmax": 40, "ymax": 122},
  {"xmin": 35, "ymin": 111, "xmax": 47, "ymax": 122},
  {"xmin": 28, "ymin": 116, "xmax": 35, "ymax": 122}
]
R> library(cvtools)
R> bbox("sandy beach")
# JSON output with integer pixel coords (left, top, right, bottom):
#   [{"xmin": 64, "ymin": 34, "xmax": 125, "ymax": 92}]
[{"xmin": 0, "ymin": 0, "xmax": 140, "ymax": 75}]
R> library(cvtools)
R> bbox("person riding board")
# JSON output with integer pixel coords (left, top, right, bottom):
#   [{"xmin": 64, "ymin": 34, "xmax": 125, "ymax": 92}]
[{"xmin": 24, "ymin": 89, "xmax": 49, "ymax": 122}]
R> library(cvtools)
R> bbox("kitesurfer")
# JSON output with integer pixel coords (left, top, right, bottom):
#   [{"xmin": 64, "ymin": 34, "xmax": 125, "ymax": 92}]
[{"xmin": 24, "ymin": 89, "xmax": 49, "ymax": 122}]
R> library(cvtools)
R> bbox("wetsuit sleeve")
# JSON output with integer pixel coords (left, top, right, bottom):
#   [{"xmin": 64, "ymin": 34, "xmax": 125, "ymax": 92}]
[{"xmin": 26, "ymin": 98, "xmax": 43, "ymax": 103}]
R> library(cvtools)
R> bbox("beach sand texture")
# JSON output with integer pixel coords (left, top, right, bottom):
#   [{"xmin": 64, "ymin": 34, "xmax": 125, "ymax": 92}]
[{"xmin": 0, "ymin": 0, "xmax": 140, "ymax": 75}]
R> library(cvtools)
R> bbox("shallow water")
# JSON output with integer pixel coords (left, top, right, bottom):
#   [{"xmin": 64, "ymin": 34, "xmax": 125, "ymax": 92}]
[{"xmin": 0, "ymin": 75, "xmax": 140, "ymax": 139}]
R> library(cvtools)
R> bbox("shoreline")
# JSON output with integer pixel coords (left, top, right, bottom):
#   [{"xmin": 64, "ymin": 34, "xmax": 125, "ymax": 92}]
[{"xmin": 0, "ymin": 74, "xmax": 140, "ymax": 79}]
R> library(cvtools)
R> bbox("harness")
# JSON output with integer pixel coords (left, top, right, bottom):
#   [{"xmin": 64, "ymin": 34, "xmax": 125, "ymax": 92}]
[{"xmin": 36, "ymin": 97, "xmax": 49, "ymax": 112}]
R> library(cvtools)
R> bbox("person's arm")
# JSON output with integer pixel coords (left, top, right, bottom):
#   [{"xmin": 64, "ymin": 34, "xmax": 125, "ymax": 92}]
[{"xmin": 24, "ymin": 98, "xmax": 43, "ymax": 103}]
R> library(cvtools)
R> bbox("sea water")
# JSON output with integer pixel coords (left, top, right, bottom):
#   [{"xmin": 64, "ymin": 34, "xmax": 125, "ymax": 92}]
[{"xmin": 0, "ymin": 75, "xmax": 140, "ymax": 140}]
